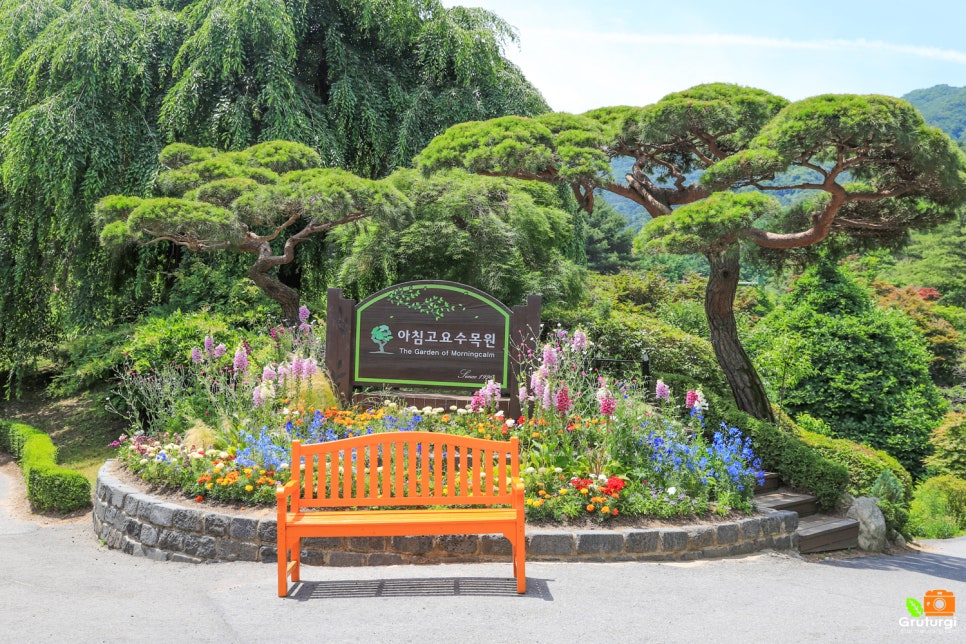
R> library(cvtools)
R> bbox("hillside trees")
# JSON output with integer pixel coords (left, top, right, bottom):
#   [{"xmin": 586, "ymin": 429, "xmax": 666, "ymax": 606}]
[
  {"xmin": 0, "ymin": 0, "xmax": 546, "ymax": 388},
  {"xmin": 417, "ymin": 84, "xmax": 966, "ymax": 421}
]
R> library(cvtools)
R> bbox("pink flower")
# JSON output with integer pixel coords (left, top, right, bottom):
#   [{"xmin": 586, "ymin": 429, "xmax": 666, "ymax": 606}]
[
  {"xmin": 233, "ymin": 347, "xmax": 249, "ymax": 374},
  {"xmin": 262, "ymin": 365, "xmax": 277, "ymax": 382},
  {"xmin": 213, "ymin": 344, "xmax": 227, "ymax": 359},
  {"xmin": 596, "ymin": 388, "xmax": 617, "ymax": 417},
  {"xmin": 190, "ymin": 347, "xmax": 203, "ymax": 364},
  {"xmin": 542, "ymin": 345, "xmax": 559, "ymax": 371},
  {"xmin": 571, "ymin": 330, "xmax": 589, "ymax": 352},
  {"xmin": 555, "ymin": 386, "xmax": 572, "ymax": 415},
  {"xmin": 655, "ymin": 379, "xmax": 670, "ymax": 401},
  {"xmin": 203, "ymin": 336, "xmax": 215, "ymax": 356},
  {"xmin": 686, "ymin": 389, "xmax": 699, "ymax": 409},
  {"xmin": 298, "ymin": 306, "xmax": 311, "ymax": 323}
]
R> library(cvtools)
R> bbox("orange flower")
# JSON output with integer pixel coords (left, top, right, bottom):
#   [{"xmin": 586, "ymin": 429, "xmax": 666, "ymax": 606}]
[
  {"xmin": 611, "ymin": 508, "xmax": 619, "ymax": 516},
  {"xmin": 195, "ymin": 495, "xmax": 203, "ymax": 503},
  {"xmin": 586, "ymin": 504, "xmax": 595, "ymax": 512}
]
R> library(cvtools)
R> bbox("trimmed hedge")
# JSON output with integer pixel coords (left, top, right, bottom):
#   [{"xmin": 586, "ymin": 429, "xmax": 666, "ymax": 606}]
[
  {"xmin": 796, "ymin": 424, "xmax": 913, "ymax": 501},
  {"xmin": 706, "ymin": 402, "xmax": 850, "ymax": 512},
  {"xmin": 0, "ymin": 420, "xmax": 91, "ymax": 512}
]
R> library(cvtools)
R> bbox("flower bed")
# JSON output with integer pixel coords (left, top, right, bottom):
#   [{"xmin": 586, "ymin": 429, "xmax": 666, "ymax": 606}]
[{"xmin": 109, "ymin": 318, "xmax": 764, "ymax": 524}]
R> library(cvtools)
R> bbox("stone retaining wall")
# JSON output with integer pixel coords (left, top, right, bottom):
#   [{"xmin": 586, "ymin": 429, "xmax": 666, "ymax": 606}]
[{"xmin": 93, "ymin": 461, "xmax": 799, "ymax": 565}]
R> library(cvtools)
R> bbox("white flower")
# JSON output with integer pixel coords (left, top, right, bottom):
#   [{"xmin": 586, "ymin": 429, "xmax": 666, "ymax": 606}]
[
  {"xmin": 505, "ymin": 419, "xmax": 516, "ymax": 427},
  {"xmin": 525, "ymin": 467, "xmax": 536, "ymax": 474},
  {"xmin": 494, "ymin": 410, "xmax": 505, "ymax": 418},
  {"xmin": 554, "ymin": 467, "xmax": 563, "ymax": 474},
  {"xmin": 449, "ymin": 405, "xmax": 458, "ymax": 411},
  {"xmin": 667, "ymin": 486, "xmax": 677, "ymax": 495}
]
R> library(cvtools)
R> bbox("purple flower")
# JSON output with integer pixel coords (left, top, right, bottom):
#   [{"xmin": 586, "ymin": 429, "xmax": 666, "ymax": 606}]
[
  {"xmin": 203, "ymin": 336, "xmax": 215, "ymax": 356},
  {"xmin": 655, "ymin": 379, "xmax": 670, "ymax": 401},
  {"xmin": 571, "ymin": 330, "xmax": 589, "ymax": 352},
  {"xmin": 542, "ymin": 345, "xmax": 558, "ymax": 371},
  {"xmin": 190, "ymin": 347, "xmax": 203, "ymax": 364},
  {"xmin": 518, "ymin": 385, "xmax": 529, "ymax": 405},
  {"xmin": 298, "ymin": 322, "xmax": 311, "ymax": 335},
  {"xmin": 262, "ymin": 365, "xmax": 277, "ymax": 382},
  {"xmin": 233, "ymin": 347, "xmax": 249, "ymax": 374},
  {"xmin": 213, "ymin": 344, "xmax": 227, "ymax": 359},
  {"xmin": 298, "ymin": 306, "xmax": 311, "ymax": 323},
  {"xmin": 252, "ymin": 386, "xmax": 264, "ymax": 408}
]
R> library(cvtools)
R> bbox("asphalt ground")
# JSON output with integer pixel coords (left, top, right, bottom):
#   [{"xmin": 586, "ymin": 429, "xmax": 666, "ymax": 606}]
[{"xmin": 1, "ymin": 462, "xmax": 963, "ymax": 643}]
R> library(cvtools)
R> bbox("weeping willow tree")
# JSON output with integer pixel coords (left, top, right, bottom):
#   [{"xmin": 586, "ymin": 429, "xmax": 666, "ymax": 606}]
[{"xmin": 0, "ymin": 0, "xmax": 546, "ymax": 389}]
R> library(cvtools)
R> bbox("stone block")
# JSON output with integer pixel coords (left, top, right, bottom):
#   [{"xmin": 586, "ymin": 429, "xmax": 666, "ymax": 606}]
[
  {"xmin": 624, "ymin": 530, "xmax": 659, "ymax": 553},
  {"xmin": 730, "ymin": 541, "xmax": 756, "ymax": 556},
  {"xmin": 368, "ymin": 553, "xmax": 404, "ymax": 566},
  {"xmin": 575, "ymin": 531, "xmax": 624, "ymax": 555},
  {"xmin": 740, "ymin": 518, "xmax": 760, "ymax": 540},
  {"xmin": 139, "ymin": 524, "xmax": 159, "ymax": 547},
  {"xmin": 781, "ymin": 511, "xmax": 799, "ymax": 533},
  {"xmin": 172, "ymin": 508, "xmax": 203, "ymax": 533},
  {"xmin": 760, "ymin": 514, "xmax": 783, "ymax": 536},
  {"xmin": 716, "ymin": 523, "xmax": 739, "ymax": 545},
  {"xmin": 183, "ymin": 534, "xmax": 216, "ymax": 559},
  {"xmin": 148, "ymin": 503, "xmax": 178, "ymax": 528},
  {"xmin": 158, "ymin": 529, "xmax": 185, "ymax": 552},
  {"xmin": 527, "ymin": 532, "xmax": 574, "ymax": 557},
  {"xmin": 215, "ymin": 538, "xmax": 259, "ymax": 562},
  {"xmin": 347, "ymin": 536, "xmax": 387, "ymax": 552},
  {"xmin": 259, "ymin": 546, "xmax": 278, "ymax": 563},
  {"xmin": 204, "ymin": 513, "xmax": 231, "ymax": 537},
  {"xmin": 103, "ymin": 505, "xmax": 119, "ymax": 527},
  {"xmin": 229, "ymin": 517, "xmax": 258, "ymax": 541},
  {"xmin": 93, "ymin": 498, "xmax": 106, "ymax": 521},
  {"xmin": 328, "ymin": 551, "xmax": 367, "ymax": 567},
  {"xmin": 143, "ymin": 546, "xmax": 169, "ymax": 562},
  {"xmin": 686, "ymin": 526, "xmax": 715, "ymax": 549},
  {"xmin": 256, "ymin": 520, "xmax": 277, "ymax": 543},
  {"xmin": 122, "ymin": 493, "xmax": 143, "ymax": 517},
  {"xmin": 679, "ymin": 551, "xmax": 703, "ymax": 561},
  {"xmin": 300, "ymin": 549, "xmax": 327, "ymax": 566},
  {"xmin": 659, "ymin": 529, "xmax": 688, "ymax": 552},
  {"xmin": 480, "ymin": 535, "xmax": 512, "ymax": 556},
  {"xmin": 171, "ymin": 553, "xmax": 204, "ymax": 564},
  {"xmin": 391, "ymin": 535, "xmax": 434, "ymax": 555},
  {"xmin": 437, "ymin": 535, "xmax": 479, "ymax": 555},
  {"xmin": 122, "ymin": 518, "xmax": 142, "ymax": 540},
  {"xmin": 303, "ymin": 537, "xmax": 344, "ymax": 550}
]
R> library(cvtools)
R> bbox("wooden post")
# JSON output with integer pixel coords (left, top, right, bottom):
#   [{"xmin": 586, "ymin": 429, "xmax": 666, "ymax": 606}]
[
  {"xmin": 509, "ymin": 294, "xmax": 541, "ymax": 418},
  {"xmin": 325, "ymin": 288, "xmax": 355, "ymax": 406}
]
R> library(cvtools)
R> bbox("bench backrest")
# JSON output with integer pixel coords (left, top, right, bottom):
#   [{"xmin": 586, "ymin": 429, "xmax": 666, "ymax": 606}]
[{"xmin": 288, "ymin": 432, "xmax": 520, "ymax": 510}]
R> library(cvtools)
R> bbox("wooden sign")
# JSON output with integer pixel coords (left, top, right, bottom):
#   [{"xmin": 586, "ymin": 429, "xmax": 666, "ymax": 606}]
[
  {"xmin": 325, "ymin": 281, "xmax": 541, "ymax": 416},
  {"xmin": 354, "ymin": 282, "xmax": 509, "ymax": 388}
]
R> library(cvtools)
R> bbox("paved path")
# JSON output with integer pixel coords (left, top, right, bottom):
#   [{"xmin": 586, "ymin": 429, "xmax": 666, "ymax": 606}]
[{"xmin": 1, "ymin": 464, "xmax": 963, "ymax": 643}]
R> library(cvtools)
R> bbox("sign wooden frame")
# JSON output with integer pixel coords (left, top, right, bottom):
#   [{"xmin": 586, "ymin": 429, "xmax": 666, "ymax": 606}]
[{"xmin": 326, "ymin": 281, "xmax": 540, "ymax": 417}]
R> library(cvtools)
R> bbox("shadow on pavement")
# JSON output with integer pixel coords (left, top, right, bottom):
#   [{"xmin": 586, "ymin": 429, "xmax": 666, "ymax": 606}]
[
  {"xmin": 817, "ymin": 551, "xmax": 966, "ymax": 583},
  {"xmin": 287, "ymin": 576, "xmax": 554, "ymax": 601}
]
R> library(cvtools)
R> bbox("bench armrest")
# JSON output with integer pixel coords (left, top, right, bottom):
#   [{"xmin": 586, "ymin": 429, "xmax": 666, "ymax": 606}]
[{"xmin": 276, "ymin": 479, "xmax": 298, "ymax": 512}]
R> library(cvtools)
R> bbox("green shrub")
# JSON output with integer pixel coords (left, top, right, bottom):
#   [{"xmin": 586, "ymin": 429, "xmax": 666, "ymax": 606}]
[
  {"xmin": 794, "ymin": 414, "xmax": 913, "ymax": 499},
  {"xmin": 907, "ymin": 475, "xmax": 966, "ymax": 539},
  {"xmin": 870, "ymin": 470, "xmax": 910, "ymax": 538},
  {"xmin": 926, "ymin": 412, "xmax": 966, "ymax": 478},
  {"xmin": 0, "ymin": 421, "xmax": 92, "ymax": 512},
  {"xmin": 749, "ymin": 261, "xmax": 946, "ymax": 476},
  {"xmin": 706, "ymin": 402, "xmax": 849, "ymax": 512}
]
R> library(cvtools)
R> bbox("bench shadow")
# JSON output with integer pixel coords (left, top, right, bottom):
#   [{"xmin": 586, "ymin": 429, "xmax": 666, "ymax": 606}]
[
  {"xmin": 817, "ymin": 551, "xmax": 966, "ymax": 583},
  {"xmin": 287, "ymin": 576, "xmax": 553, "ymax": 602}
]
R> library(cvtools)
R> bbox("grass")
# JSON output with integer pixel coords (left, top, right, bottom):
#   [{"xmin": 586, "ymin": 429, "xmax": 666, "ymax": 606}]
[{"xmin": 0, "ymin": 379, "xmax": 125, "ymax": 483}]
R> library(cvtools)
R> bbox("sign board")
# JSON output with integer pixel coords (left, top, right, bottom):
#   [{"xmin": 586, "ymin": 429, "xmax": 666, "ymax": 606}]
[
  {"xmin": 326, "ymin": 281, "xmax": 540, "ymax": 417},
  {"xmin": 353, "ymin": 282, "xmax": 510, "ymax": 389}
]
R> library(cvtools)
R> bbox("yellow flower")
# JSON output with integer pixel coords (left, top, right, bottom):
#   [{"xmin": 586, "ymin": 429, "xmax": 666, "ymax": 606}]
[
  {"xmin": 580, "ymin": 488, "xmax": 589, "ymax": 495},
  {"xmin": 245, "ymin": 485, "xmax": 253, "ymax": 492},
  {"xmin": 558, "ymin": 488, "xmax": 568, "ymax": 495}
]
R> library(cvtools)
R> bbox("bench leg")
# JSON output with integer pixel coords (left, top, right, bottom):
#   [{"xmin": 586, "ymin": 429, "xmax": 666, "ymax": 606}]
[
  {"xmin": 291, "ymin": 537, "xmax": 301, "ymax": 582},
  {"xmin": 513, "ymin": 525, "xmax": 526, "ymax": 594}
]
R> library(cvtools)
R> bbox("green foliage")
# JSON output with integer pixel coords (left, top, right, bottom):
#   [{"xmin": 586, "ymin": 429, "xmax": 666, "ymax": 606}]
[
  {"xmin": 638, "ymin": 191, "xmax": 782, "ymax": 255},
  {"xmin": 870, "ymin": 469, "xmax": 910, "ymax": 538},
  {"xmin": 880, "ymin": 219, "xmax": 966, "ymax": 309},
  {"xmin": 704, "ymin": 404, "xmax": 849, "ymax": 512},
  {"xmin": 749, "ymin": 261, "xmax": 946, "ymax": 476},
  {"xmin": 907, "ymin": 475, "xmax": 966, "ymax": 538},
  {"xmin": 0, "ymin": 0, "xmax": 547, "ymax": 387},
  {"xmin": 926, "ymin": 413, "xmax": 966, "ymax": 479},
  {"xmin": 0, "ymin": 420, "xmax": 91, "ymax": 512},
  {"xmin": 584, "ymin": 199, "xmax": 635, "ymax": 274},
  {"xmin": 330, "ymin": 169, "xmax": 583, "ymax": 306},
  {"xmin": 794, "ymin": 414, "xmax": 913, "ymax": 498}
]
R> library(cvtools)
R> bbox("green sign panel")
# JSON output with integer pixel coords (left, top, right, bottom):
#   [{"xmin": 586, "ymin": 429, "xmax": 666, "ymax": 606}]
[{"xmin": 353, "ymin": 282, "xmax": 511, "ymax": 389}]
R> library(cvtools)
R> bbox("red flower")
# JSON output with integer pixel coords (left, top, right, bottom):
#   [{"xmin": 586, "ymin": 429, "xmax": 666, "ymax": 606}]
[{"xmin": 195, "ymin": 495, "xmax": 203, "ymax": 503}]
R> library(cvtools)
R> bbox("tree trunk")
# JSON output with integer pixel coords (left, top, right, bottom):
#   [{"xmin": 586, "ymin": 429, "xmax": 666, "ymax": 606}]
[
  {"xmin": 247, "ymin": 264, "xmax": 301, "ymax": 325},
  {"xmin": 704, "ymin": 246, "xmax": 775, "ymax": 423}
]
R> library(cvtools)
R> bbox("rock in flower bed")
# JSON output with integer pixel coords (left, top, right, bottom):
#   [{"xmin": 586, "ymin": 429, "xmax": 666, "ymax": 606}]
[{"xmin": 110, "ymin": 318, "xmax": 764, "ymax": 523}]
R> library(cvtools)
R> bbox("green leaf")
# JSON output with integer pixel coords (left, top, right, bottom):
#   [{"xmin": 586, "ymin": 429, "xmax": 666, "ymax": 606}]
[{"xmin": 906, "ymin": 597, "xmax": 924, "ymax": 617}]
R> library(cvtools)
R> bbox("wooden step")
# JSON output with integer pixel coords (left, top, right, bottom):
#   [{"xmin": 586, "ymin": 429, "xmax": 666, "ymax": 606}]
[
  {"xmin": 797, "ymin": 514, "xmax": 860, "ymax": 554},
  {"xmin": 754, "ymin": 490, "xmax": 818, "ymax": 518},
  {"xmin": 754, "ymin": 472, "xmax": 780, "ymax": 494}
]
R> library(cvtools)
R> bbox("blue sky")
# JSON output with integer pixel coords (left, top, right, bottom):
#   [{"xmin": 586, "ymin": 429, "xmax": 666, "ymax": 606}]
[{"xmin": 443, "ymin": 0, "xmax": 966, "ymax": 113}]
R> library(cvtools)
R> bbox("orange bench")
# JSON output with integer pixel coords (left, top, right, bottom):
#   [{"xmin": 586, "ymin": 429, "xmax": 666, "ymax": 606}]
[{"xmin": 276, "ymin": 431, "xmax": 526, "ymax": 596}]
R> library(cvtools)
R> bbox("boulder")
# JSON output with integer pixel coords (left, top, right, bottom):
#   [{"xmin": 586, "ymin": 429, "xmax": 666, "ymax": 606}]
[{"xmin": 846, "ymin": 497, "xmax": 887, "ymax": 552}]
